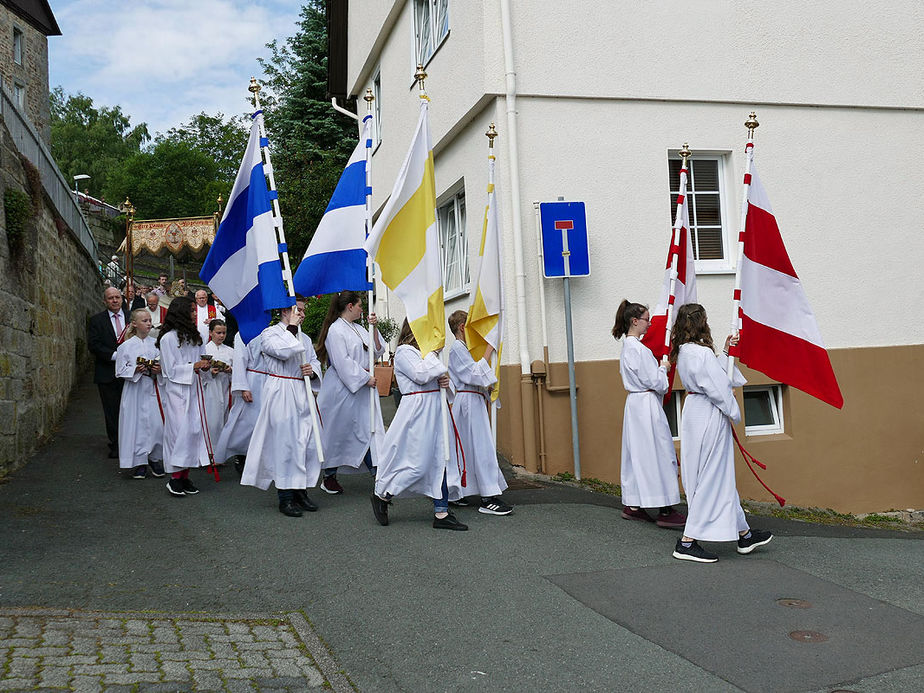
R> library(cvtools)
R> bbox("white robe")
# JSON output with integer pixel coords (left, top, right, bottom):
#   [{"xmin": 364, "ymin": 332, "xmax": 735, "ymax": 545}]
[
  {"xmin": 213, "ymin": 335, "xmax": 267, "ymax": 463},
  {"xmin": 158, "ymin": 331, "xmax": 210, "ymax": 473},
  {"xmin": 202, "ymin": 341, "xmax": 234, "ymax": 452},
  {"xmin": 241, "ymin": 324, "xmax": 323, "ymax": 490},
  {"xmin": 448, "ymin": 340, "xmax": 507, "ymax": 498},
  {"xmin": 115, "ymin": 335, "xmax": 163, "ymax": 469},
  {"xmin": 677, "ymin": 343, "xmax": 749, "ymax": 541},
  {"xmin": 375, "ymin": 345, "xmax": 463, "ymax": 502},
  {"xmin": 619, "ymin": 336, "xmax": 680, "ymax": 508},
  {"xmin": 318, "ymin": 318, "xmax": 385, "ymax": 471}
]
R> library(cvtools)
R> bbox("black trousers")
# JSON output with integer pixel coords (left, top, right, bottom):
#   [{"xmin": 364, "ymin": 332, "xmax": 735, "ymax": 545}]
[{"xmin": 97, "ymin": 379, "xmax": 124, "ymax": 449}]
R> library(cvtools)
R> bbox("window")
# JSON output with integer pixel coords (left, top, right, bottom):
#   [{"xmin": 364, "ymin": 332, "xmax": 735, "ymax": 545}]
[
  {"xmin": 664, "ymin": 391, "xmax": 683, "ymax": 440},
  {"xmin": 668, "ymin": 155, "xmax": 729, "ymax": 269},
  {"xmin": 371, "ymin": 70, "xmax": 382, "ymax": 146},
  {"xmin": 413, "ymin": 0, "xmax": 449, "ymax": 67},
  {"xmin": 743, "ymin": 385, "xmax": 784, "ymax": 435},
  {"xmin": 13, "ymin": 82, "xmax": 25, "ymax": 108},
  {"xmin": 437, "ymin": 187, "xmax": 468, "ymax": 296},
  {"xmin": 13, "ymin": 27, "xmax": 23, "ymax": 65}
]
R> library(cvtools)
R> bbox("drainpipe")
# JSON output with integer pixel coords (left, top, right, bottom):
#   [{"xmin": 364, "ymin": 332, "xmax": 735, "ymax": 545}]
[{"xmin": 499, "ymin": 0, "xmax": 538, "ymax": 471}]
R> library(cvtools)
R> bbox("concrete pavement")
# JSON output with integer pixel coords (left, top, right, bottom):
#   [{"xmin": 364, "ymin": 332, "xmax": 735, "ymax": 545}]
[{"xmin": 1, "ymin": 382, "xmax": 922, "ymax": 692}]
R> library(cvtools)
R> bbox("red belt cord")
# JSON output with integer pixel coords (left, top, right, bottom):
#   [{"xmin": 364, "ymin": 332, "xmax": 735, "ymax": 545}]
[{"xmin": 405, "ymin": 389, "xmax": 467, "ymax": 487}]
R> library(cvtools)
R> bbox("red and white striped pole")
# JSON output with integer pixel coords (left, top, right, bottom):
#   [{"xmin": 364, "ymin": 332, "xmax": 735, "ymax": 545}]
[
  {"xmin": 727, "ymin": 112, "xmax": 759, "ymax": 378},
  {"xmin": 660, "ymin": 143, "xmax": 692, "ymax": 366}
]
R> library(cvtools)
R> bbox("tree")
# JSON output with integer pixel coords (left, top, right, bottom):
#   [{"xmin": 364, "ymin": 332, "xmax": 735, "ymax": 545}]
[
  {"xmin": 258, "ymin": 0, "xmax": 357, "ymax": 258},
  {"xmin": 49, "ymin": 87, "xmax": 150, "ymax": 199},
  {"xmin": 159, "ymin": 112, "xmax": 248, "ymax": 183}
]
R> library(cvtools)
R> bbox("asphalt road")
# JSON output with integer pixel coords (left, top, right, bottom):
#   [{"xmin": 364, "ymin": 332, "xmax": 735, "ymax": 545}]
[{"xmin": 1, "ymin": 382, "xmax": 922, "ymax": 692}]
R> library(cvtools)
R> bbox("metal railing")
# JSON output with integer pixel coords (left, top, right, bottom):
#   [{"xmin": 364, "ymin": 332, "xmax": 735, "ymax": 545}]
[{"xmin": 0, "ymin": 76, "xmax": 98, "ymax": 261}]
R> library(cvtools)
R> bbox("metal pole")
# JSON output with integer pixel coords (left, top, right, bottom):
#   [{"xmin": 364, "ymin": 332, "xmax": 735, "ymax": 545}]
[
  {"xmin": 363, "ymin": 88, "xmax": 377, "ymax": 439},
  {"xmin": 559, "ymin": 200, "xmax": 581, "ymax": 480},
  {"xmin": 661, "ymin": 144, "xmax": 692, "ymax": 363}
]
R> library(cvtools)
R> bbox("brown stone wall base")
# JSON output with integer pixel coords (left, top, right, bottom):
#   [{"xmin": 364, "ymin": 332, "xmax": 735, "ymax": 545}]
[{"xmin": 497, "ymin": 344, "xmax": 924, "ymax": 514}]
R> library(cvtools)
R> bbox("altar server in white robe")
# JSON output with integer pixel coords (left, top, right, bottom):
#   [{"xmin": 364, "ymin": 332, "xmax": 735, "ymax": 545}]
[
  {"xmin": 202, "ymin": 319, "xmax": 234, "ymax": 456},
  {"xmin": 213, "ymin": 332, "xmax": 267, "ymax": 469},
  {"xmin": 315, "ymin": 291, "xmax": 385, "ymax": 494},
  {"xmin": 156, "ymin": 296, "xmax": 212, "ymax": 497},
  {"xmin": 371, "ymin": 319, "xmax": 467, "ymax": 531},
  {"xmin": 611, "ymin": 300, "xmax": 685, "ymax": 529},
  {"xmin": 446, "ymin": 310, "xmax": 512, "ymax": 516},
  {"xmin": 115, "ymin": 308, "xmax": 164, "ymax": 479},
  {"xmin": 670, "ymin": 303, "xmax": 773, "ymax": 563},
  {"xmin": 241, "ymin": 298, "xmax": 322, "ymax": 518}
]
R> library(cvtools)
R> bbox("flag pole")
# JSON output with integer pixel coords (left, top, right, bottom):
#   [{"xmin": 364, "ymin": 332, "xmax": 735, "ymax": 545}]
[
  {"xmin": 248, "ymin": 77, "xmax": 325, "ymax": 463},
  {"xmin": 485, "ymin": 123, "xmax": 500, "ymax": 443},
  {"xmin": 661, "ymin": 143, "xmax": 692, "ymax": 366},
  {"xmin": 727, "ymin": 111, "xmax": 759, "ymax": 378},
  {"xmin": 414, "ymin": 64, "xmax": 451, "ymax": 464},
  {"xmin": 363, "ymin": 88, "xmax": 377, "ymax": 439}
]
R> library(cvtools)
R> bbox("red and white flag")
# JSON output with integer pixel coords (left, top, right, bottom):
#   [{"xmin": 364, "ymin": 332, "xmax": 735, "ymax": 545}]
[
  {"xmin": 642, "ymin": 164, "xmax": 697, "ymax": 362},
  {"xmin": 730, "ymin": 147, "xmax": 843, "ymax": 409}
]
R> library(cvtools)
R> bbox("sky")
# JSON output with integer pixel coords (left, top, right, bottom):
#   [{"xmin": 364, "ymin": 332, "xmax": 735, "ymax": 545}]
[{"xmin": 48, "ymin": 0, "xmax": 303, "ymax": 136}]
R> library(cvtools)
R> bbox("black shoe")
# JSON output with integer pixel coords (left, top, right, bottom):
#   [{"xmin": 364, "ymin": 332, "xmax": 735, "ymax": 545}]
[
  {"xmin": 234, "ymin": 456, "xmax": 245, "ymax": 476},
  {"xmin": 132, "ymin": 465, "xmax": 148, "ymax": 480},
  {"xmin": 148, "ymin": 460, "xmax": 165, "ymax": 478},
  {"xmin": 279, "ymin": 499, "xmax": 303, "ymax": 517},
  {"xmin": 672, "ymin": 539, "xmax": 718, "ymax": 563},
  {"xmin": 737, "ymin": 529, "xmax": 773, "ymax": 554},
  {"xmin": 181, "ymin": 478, "xmax": 199, "ymax": 495},
  {"xmin": 478, "ymin": 497, "xmax": 513, "ymax": 516},
  {"xmin": 371, "ymin": 494, "xmax": 389, "ymax": 526},
  {"xmin": 294, "ymin": 489, "xmax": 318, "ymax": 512},
  {"xmin": 433, "ymin": 512, "xmax": 468, "ymax": 531},
  {"xmin": 166, "ymin": 479, "xmax": 185, "ymax": 497},
  {"xmin": 448, "ymin": 498, "xmax": 470, "ymax": 507}
]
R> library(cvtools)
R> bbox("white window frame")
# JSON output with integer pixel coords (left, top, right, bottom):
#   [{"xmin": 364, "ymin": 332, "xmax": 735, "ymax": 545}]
[
  {"xmin": 743, "ymin": 384, "xmax": 785, "ymax": 436},
  {"xmin": 437, "ymin": 183, "xmax": 469, "ymax": 299},
  {"xmin": 371, "ymin": 69, "xmax": 382, "ymax": 148},
  {"xmin": 12, "ymin": 27, "xmax": 23, "ymax": 66},
  {"xmin": 668, "ymin": 151, "xmax": 735, "ymax": 274},
  {"xmin": 412, "ymin": 0, "xmax": 450, "ymax": 70}
]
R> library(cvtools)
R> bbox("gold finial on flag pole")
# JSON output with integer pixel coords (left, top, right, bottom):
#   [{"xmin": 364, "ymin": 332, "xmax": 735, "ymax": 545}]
[
  {"xmin": 364, "ymin": 87, "xmax": 375, "ymax": 112},
  {"xmin": 745, "ymin": 111, "xmax": 759, "ymax": 138},
  {"xmin": 679, "ymin": 142, "xmax": 692, "ymax": 166},
  {"xmin": 415, "ymin": 64, "xmax": 428, "ymax": 95},
  {"xmin": 486, "ymin": 122, "xmax": 498, "ymax": 148},
  {"xmin": 248, "ymin": 77, "xmax": 261, "ymax": 95}
]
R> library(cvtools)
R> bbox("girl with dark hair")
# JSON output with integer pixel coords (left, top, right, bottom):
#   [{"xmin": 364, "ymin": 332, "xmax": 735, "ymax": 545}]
[
  {"xmin": 371, "ymin": 319, "xmax": 467, "ymax": 530},
  {"xmin": 669, "ymin": 303, "xmax": 773, "ymax": 562},
  {"xmin": 203, "ymin": 319, "xmax": 233, "ymax": 455},
  {"xmin": 316, "ymin": 291, "xmax": 385, "ymax": 493},
  {"xmin": 612, "ymin": 300, "xmax": 685, "ymax": 529},
  {"xmin": 156, "ymin": 296, "xmax": 212, "ymax": 497}
]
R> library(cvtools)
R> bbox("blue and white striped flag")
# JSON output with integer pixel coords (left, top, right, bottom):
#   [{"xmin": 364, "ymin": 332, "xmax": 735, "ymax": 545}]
[
  {"xmin": 201, "ymin": 111, "xmax": 292, "ymax": 343},
  {"xmin": 293, "ymin": 116, "xmax": 374, "ymax": 296}
]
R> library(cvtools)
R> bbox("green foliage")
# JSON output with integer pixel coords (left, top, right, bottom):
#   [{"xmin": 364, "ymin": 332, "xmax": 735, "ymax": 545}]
[
  {"xmin": 4, "ymin": 187, "xmax": 31, "ymax": 245},
  {"xmin": 302, "ymin": 294, "xmax": 332, "ymax": 340},
  {"xmin": 159, "ymin": 112, "xmax": 248, "ymax": 183},
  {"xmin": 376, "ymin": 317, "xmax": 399, "ymax": 344},
  {"xmin": 258, "ymin": 0, "xmax": 357, "ymax": 259}
]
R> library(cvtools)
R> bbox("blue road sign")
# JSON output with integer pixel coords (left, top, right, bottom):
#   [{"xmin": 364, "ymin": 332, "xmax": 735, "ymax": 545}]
[{"xmin": 539, "ymin": 201, "xmax": 590, "ymax": 278}]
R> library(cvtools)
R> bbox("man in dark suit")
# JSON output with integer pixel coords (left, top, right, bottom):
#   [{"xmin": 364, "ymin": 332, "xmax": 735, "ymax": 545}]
[{"xmin": 88, "ymin": 286, "xmax": 130, "ymax": 458}]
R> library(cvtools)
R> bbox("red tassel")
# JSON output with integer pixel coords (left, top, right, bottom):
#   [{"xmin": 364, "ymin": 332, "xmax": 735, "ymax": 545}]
[{"xmin": 730, "ymin": 424, "xmax": 785, "ymax": 506}]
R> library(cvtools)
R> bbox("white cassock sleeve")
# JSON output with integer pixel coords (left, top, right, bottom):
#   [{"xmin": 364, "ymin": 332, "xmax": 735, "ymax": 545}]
[
  {"xmin": 372, "ymin": 328, "xmax": 386, "ymax": 359},
  {"xmin": 449, "ymin": 341, "xmax": 496, "ymax": 388},
  {"xmin": 625, "ymin": 343, "xmax": 669, "ymax": 396},
  {"xmin": 302, "ymin": 334, "xmax": 323, "ymax": 393},
  {"xmin": 115, "ymin": 341, "xmax": 143, "ymax": 383},
  {"xmin": 159, "ymin": 333, "xmax": 195, "ymax": 386},
  {"xmin": 230, "ymin": 338, "xmax": 251, "ymax": 393},
  {"xmin": 696, "ymin": 349, "xmax": 745, "ymax": 423},
  {"xmin": 262, "ymin": 327, "xmax": 305, "ymax": 361},
  {"xmin": 327, "ymin": 328, "xmax": 371, "ymax": 394},
  {"xmin": 397, "ymin": 349, "xmax": 448, "ymax": 385}
]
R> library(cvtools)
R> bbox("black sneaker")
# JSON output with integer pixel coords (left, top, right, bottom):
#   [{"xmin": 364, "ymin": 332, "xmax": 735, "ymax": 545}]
[
  {"xmin": 371, "ymin": 494, "xmax": 389, "ymax": 526},
  {"xmin": 166, "ymin": 479, "xmax": 185, "ymax": 497},
  {"xmin": 737, "ymin": 529, "xmax": 773, "ymax": 554},
  {"xmin": 132, "ymin": 466, "xmax": 147, "ymax": 480},
  {"xmin": 181, "ymin": 478, "xmax": 199, "ymax": 495},
  {"xmin": 672, "ymin": 539, "xmax": 718, "ymax": 563},
  {"xmin": 148, "ymin": 460, "xmax": 165, "ymax": 478},
  {"xmin": 478, "ymin": 497, "xmax": 513, "ymax": 516},
  {"xmin": 448, "ymin": 498, "xmax": 470, "ymax": 507},
  {"xmin": 433, "ymin": 512, "xmax": 468, "ymax": 531},
  {"xmin": 294, "ymin": 489, "xmax": 318, "ymax": 512},
  {"xmin": 234, "ymin": 456, "xmax": 245, "ymax": 476},
  {"xmin": 279, "ymin": 499, "xmax": 303, "ymax": 517}
]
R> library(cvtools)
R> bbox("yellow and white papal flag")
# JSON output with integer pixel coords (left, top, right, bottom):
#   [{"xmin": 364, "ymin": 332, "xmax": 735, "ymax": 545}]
[
  {"xmin": 465, "ymin": 152, "xmax": 504, "ymax": 401},
  {"xmin": 364, "ymin": 99, "xmax": 445, "ymax": 354}
]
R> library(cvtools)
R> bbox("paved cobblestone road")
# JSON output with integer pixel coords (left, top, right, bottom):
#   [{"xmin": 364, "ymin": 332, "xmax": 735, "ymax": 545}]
[{"xmin": 0, "ymin": 608, "xmax": 353, "ymax": 692}]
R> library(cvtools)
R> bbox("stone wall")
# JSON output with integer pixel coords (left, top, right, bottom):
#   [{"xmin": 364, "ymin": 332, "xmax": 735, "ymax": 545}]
[
  {"xmin": 0, "ymin": 6, "xmax": 51, "ymax": 144},
  {"xmin": 0, "ymin": 115, "xmax": 100, "ymax": 476}
]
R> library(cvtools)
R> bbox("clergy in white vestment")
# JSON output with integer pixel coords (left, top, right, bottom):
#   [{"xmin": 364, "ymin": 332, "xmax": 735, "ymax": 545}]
[
  {"xmin": 193, "ymin": 290, "xmax": 217, "ymax": 345},
  {"xmin": 611, "ymin": 300, "xmax": 685, "ymax": 529},
  {"xmin": 115, "ymin": 312, "xmax": 164, "ymax": 478},
  {"xmin": 144, "ymin": 293, "xmax": 165, "ymax": 339},
  {"xmin": 156, "ymin": 296, "xmax": 212, "ymax": 497},
  {"xmin": 203, "ymin": 323, "xmax": 234, "ymax": 458},
  {"xmin": 315, "ymin": 291, "xmax": 385, "ymax": 494},
  {"xmin": 213, "ymin": 334, "xmax": 267, "ymax": 465},
  {"xmin": 670, "ymin": 303, "xmax": 773, "ymax": 563},
  {"xmin": 371, "ymin": 321, "xmax": 466, "ymax": 530},
  {"xmin": 447, "ymin": 311, "xmax": 512, "ymax": 516},
  {"xmin": 241, "ymin": 299, "xmax": 322, "ymax": 517}
]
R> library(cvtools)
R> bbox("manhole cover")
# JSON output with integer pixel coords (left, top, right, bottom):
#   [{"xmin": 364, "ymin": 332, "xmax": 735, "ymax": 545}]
[
  {"xmin": 789, "ymin": 630, "xmax": 828, "ymax": 643},
  {"xmin": 777, "ymin": 598, "xmax": 812, "ymax": 609}
]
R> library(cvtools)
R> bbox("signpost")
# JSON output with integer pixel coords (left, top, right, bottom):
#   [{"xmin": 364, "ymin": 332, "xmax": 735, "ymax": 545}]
[{"xmin": 539, "ymin": 200, "xmax": 589, "ymax": 480}]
